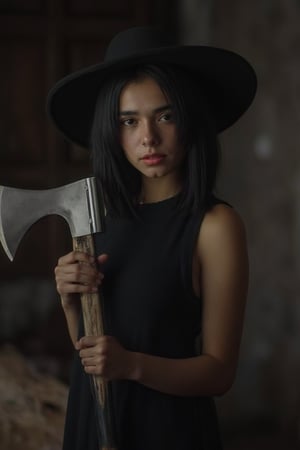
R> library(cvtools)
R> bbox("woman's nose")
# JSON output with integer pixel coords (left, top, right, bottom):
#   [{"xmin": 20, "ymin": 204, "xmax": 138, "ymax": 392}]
[{"xmin": 141, "ymin": 121, "xmax": 159, "ymax": 147}]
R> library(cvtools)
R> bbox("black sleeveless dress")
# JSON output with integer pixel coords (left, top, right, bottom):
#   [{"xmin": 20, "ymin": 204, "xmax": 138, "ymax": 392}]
[{"xmin": 63, "ymin": 195, "xmax": 223, "ymax": 450}]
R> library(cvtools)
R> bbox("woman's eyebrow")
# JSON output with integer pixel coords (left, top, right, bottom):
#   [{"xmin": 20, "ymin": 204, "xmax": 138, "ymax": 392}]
[{"xmin": 119, "ymin": 104, "xmax": 173, "ymax": 116}]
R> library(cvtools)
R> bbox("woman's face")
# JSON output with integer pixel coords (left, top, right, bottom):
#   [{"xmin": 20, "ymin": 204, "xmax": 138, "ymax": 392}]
[{"xmin": 118, "ymin": 76, "xmax": 186, "ymax": 181}]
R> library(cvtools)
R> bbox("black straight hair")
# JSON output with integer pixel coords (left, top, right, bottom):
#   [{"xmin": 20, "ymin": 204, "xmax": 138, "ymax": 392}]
[{"xmin": 90, "ymin": 63, "xmax": 220, "ymax": 218}]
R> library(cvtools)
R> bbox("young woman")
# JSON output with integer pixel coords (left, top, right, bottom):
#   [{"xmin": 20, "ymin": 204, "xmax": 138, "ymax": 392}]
[{"xmin": 48, "ymin": 26, "xmax": 257, "ymax": 450}]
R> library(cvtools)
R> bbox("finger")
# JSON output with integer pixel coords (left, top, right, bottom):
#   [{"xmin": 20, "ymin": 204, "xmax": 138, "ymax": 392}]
[
  {"xmin": 77, "ymin": 336, "xmax": 100, "ymax": 349},
  {"xmin": 82, "ymin": 358, "xmax": 109, "ymax": 378},
  {"xmin": 56, "ymin": 258, "xmax": 104, "ymax": 281},
  {"xmin": 79, "ymin": 343, "xmax": 106, "ymax": 358},
  {"xmin": 97, "ymin": 253, "xmax": 109, "ymax": 265},
  {"xmin": 58, "ymin": 251, "xmax": 95, "ymax": 266},
  {"xmin": 57, "ymin": 282, "xmax": 99, "ymax": 296},
  {"xmin": 81, "ymin": 355, "xmax": 98, "ymax": 365},
  {"xmin": 56, "ymin": 265, "xmax": 102, "ymax": 285},
  {"xmin": 55, "ymin": 274, "xmax": 101, "ymax": 296}
]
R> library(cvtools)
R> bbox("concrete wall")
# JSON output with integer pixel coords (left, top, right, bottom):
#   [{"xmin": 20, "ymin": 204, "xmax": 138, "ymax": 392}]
[{"xmin": 179, "ymin": 0, "xmax": 300, "ymax": 444}]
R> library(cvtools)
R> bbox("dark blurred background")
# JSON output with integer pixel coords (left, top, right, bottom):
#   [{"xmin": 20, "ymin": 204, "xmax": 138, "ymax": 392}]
[{"xmin": 0, "ymin": 1, "xmax": 299, "ymax": 449}]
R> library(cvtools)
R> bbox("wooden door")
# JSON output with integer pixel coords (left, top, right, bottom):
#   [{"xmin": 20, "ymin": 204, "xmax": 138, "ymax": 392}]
[{"xmin": 0, "ymin": 0, "xmax": 178, "ymax": 278}]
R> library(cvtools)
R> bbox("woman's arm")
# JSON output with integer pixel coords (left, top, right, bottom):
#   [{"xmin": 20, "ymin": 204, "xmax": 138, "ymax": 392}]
[{"xmin": 78, "ymin": 204, "xmax": 249, "ymax": 397}]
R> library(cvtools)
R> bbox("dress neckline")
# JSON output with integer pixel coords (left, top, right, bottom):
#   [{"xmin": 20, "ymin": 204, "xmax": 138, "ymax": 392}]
[{"xmin": 138, "ymin": 192, "xmax": 181, "ymax": 208}]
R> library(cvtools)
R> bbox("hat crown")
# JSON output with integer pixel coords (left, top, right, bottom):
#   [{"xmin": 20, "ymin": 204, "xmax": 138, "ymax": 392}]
[
  {"xmin": 105, "ymin": 26, "xmax": 174, "ymax": 62},
  {"xmin": 47, "ymin": 26, "xmax": 257, "ymax": 148}
]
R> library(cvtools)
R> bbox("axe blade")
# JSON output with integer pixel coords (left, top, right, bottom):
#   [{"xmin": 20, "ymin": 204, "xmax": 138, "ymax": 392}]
[{"xmin": 0, "ymin": 177, "xmax": 104, "ymax": 261}]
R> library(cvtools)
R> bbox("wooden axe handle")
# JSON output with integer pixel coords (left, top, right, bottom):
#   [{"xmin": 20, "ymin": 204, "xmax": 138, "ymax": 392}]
[{"xmin": 73, "ymin": 235, "xmax": 117, "ymax": 450}]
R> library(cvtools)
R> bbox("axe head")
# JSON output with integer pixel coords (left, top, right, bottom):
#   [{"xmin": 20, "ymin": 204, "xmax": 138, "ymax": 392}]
[{"xmin": 0, "ymin": 177, "xmax": 104, "ymax": 261}]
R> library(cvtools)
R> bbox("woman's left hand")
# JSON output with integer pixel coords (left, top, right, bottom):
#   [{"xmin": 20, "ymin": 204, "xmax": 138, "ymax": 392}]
[{"xmin": 75, "ymin": 335, "xmax": 136, "ymax": 380}]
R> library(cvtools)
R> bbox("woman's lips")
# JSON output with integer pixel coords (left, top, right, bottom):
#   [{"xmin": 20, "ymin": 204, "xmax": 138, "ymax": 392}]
[{"xmin": 141, "ymin": 154, "xmax": 166, "ymax": 165}]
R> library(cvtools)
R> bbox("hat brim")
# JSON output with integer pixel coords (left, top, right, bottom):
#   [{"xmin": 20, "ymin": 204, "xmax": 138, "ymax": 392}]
[{"xmin": 47, "ymin": 45, "xmax": 257, "ymax": 148}]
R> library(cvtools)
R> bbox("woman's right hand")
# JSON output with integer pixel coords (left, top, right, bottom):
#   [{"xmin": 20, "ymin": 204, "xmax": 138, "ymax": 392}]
[{"xmin": 54, "ymin": 251, "xmax": 108, "ymax": 309}]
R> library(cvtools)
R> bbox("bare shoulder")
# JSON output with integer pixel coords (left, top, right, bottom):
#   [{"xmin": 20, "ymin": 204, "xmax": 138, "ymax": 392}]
[
  {"xmin": 193, "ymin": 203, "xmax": 248, "ymax": 298},
  {"xmin": 197, "ymin": 203, "xmax": 248, "ymax": 262},
  {"xmin": 201, "ymin": 203, "xmax": 246, "ymax": 238}
]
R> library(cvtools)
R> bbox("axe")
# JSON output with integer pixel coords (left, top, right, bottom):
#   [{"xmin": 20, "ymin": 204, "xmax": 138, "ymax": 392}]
[{"xmin": 0, "ymin": 177, "xmax": 117, "ymax": 450}]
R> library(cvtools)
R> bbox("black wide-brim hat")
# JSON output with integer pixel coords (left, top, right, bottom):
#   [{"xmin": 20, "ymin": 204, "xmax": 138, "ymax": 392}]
[{"xmin": 47, "ymin": 26, "xmax": 257, "ymax": 149}]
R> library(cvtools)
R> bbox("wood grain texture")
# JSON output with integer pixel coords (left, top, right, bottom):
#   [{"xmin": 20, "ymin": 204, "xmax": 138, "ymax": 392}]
[{"xmin": 73, "ymin": 234, "xmax": 117, "ymax": 450}]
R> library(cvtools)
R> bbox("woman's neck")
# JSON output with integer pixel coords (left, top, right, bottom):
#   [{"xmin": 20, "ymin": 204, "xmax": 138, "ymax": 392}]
[{"xmin": 140, "ymin": 176, "xmax": 182, "ymax": 204}]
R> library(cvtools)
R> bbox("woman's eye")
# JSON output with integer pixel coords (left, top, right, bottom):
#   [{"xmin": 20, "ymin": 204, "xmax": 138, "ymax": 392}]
[
  {"xmin": 159, "ymin": 112, "xmax": 173, "ymax": 122},
  {"xmin": 120, "ymin": 118, "xmax": 135, "ymax": 126}
]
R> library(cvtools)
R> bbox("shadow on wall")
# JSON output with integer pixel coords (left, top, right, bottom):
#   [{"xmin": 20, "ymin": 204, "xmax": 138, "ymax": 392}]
[{"xmin": 0, "ymin": 278, "xmax": 73, "ymax": 380}]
